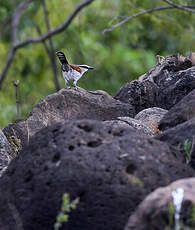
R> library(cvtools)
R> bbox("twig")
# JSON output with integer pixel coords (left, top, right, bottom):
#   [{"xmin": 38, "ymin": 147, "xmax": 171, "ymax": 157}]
[
  {"xmin": 103, "ymin": 4, "xmax": 195, "ymax": 33},
  {"xmin": 0, "ymin": 48, "xmax": 16, "ymax": 88},
  {"xmin": 162, "ymin": 0, "xmax": 195, "ymax": 14},
  {"xmin": 103, "ymin": 6, "xmax": 174, "ymax": 33},
  {"xmin": 0, "ymin": 0, "xmax": 95, "ymax": 89},
  {"xmin": 13, "ymin": 80, "xmax": 21, "ymax": 122},
  {"xmin": 43, "ymin": 0, "xmax": 60, "ymax": 91},
  {"xmin": 15, "ymin": 0, "xmax": 94, "ymax": 48},
  {"xmin": 12, "ymin": 0, "xmax": 33, "ymax": 44},
  {"xmin": 35, "ymin": 25, "xmax": 60, "ymax": 90}
]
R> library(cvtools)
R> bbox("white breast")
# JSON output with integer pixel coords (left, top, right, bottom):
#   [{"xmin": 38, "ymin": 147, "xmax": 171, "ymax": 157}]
[{"xmin": 62, "ymin": 69, "xmax": 83, "ymax": 82}]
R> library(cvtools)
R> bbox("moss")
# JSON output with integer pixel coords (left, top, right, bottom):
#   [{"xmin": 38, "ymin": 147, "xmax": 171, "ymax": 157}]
[
  {"xmin": 128, "ymin": 175, "xmax": 144, "ymax": 187},
  {"xmin": 8, "ymin": 135, "xmax": 22, "ymax": 158}
]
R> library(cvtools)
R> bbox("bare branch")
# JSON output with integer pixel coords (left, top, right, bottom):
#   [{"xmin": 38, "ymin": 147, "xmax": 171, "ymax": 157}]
[
  {"xmin": 35, "ymin": 25, "xmax": 50, "ymax": 55},
  {"xmin": 43, "ymin": 0, "xmax": 60, "ymax": 91},
  {"xmin": 103, "ymin": 3, "xmax": 195, "ymax": 33},
  {"xmin": 162, "ymin": 0, "xmax": 195, "ymax": 14},
  {"xmin": 12, "ymin": 0, "xmax": 33, "ymax": 44},
  {"xmin": 0, "ymin": 0, "xmax": 33, "ymax": 89},
  {"xmin": 13, "ymin": 80, "xmax": 22, "ymax": 122},
  {"xmin": 36, "ymin": 25, "xmax": 60, "ymax": 91},
  {"xmin": 15, "ymin": 0, "xmax": 95, "ymax": 49},
  {"xmin": 103, "ymin": 6, "xmax": 174, "ymax": 33},
  {"xmin": 0, "ymin": 0, "xmax": 95, "ymax": 89},
  {"xmin": 0, "ymin": 48, "xmax": 16, "ymax": 88}
]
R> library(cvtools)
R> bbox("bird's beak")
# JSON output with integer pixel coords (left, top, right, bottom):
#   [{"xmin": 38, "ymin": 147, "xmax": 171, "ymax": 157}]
[{"xmin": 89, "ymin": 66, "xmax": 94, "ymax": 70}]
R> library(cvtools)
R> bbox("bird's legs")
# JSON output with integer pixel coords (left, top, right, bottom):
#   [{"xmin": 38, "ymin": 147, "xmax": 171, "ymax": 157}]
[
  {"xmin": 65, "ymin": 79, "xmax": 71, "ymax": 89},
  {"xmin": 73, "ymin": 80, "xmax": 79, "ymax": 90}
]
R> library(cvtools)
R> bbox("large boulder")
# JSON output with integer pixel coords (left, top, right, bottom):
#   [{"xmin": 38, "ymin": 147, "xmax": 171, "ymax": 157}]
[
  {"xmin": 0, "ymin": 120, "xmax": 194, "ymax": 230},
  {"xmin": 155, "ymin": 118, "xmax": 195, "ymax": 169},
  {"xmin": 158, "ymin": 89, "xmax": 195, "ymax": 131},
  {"xmin": 3, "ymin": 88, "xmax": 135, "ymax": 148},
  {"xmin": 124, "ymin": 178, "xmax": 195, "ymax": 230},
  {"xmin": 114, "ymin": 54, "xmax": 195, "ymax": 113}
]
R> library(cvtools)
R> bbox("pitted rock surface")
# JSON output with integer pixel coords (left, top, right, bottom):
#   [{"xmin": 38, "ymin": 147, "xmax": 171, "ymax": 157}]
[
  {"xmin": 124, "ymin": 178, "xmax": 195, "ymax": 230},
  {"xmin": 114, "ymin": 80, "xmax": 158, "ymax": 114},
  {"xmin": 0, "ymin": 120, "xmax": 194, "ymax": 230},
  {"xmin": 3, "ymin": 88, "xmax": 135, "ymax": 148},
  {"xmin": 114, "ymin": 54, "xmax": 195, "ymax": 113},
  {"xmin": 159, "ymin": 89, "xmax": 195, "ymax": 131},
  {"xmin": 157, "ymin": 66, "xmax": 195, "ymax": 109}
]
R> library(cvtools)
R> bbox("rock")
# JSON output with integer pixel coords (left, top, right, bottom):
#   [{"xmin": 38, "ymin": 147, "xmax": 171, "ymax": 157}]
[
  {"xmin": 114, "ymin": 80, "xmax": 158, "ymax": 114},
  {"xmin": 158, "ymin": 89, "xmax": 195, "ymax": 131},
  {"xmin": 135, "ymin": 107, "xmax": 167, "ymax": 132},
  {"xmin": 0, "ymin": 130, "xmax": 11, "ymax": 177},
  {"xmin": 104, "ymin": 117, "xmax": 154, "ymax": 136},
  {"xmin": 104, "ymin": 108, "xmax": 167, "ymax": 137},
  {"xmin": 186, "ymin": 52, "xmax": 195, "ymax": 66},
  {"xmin": 114, "ymin": 54, "xmax": 195, "ymax": 113},
  {"xmin": 124, "ymin": 178, "xmax": 195, "ymax": 230},
  {"xmin": 155, "ymin": 118, "xmax": 195, "ymax": 168},
  {"xmin": 0, "ymin": 120, "xmax": 194, "ymax": 230},
  {"xmin": 3, "ymin": 88, "xmax": 135, "ymax": 149}
]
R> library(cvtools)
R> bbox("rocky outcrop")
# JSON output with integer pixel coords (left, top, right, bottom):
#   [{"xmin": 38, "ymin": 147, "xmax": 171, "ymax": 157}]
[
  {"xmin": 0, "ymin": 120, "xmax": 194, "ymax": 230},
  {"xmin": 124, "ymin": 178, "xmax": 195, "ymax": 230},
  {"xmin": 114, "ymin": 79, "xmax": 158, "ymax": 113},
  {"xmin": 155, "ymin": 118, "xmax": 195, "ymax": 168},
  {"xmin": 114, "ymin": 54, "xmax": 195, "ymax": 113},
  {"xmin": 3, "ymin": 88, "xmax": 135, "ymax": 148},
  {"xmin": 0, "ymin": 130, "xmax": 11, "ymax": 177},
  {"xmin": 158, "ymin": 89, "xmax": 195, "ymax": 131}
]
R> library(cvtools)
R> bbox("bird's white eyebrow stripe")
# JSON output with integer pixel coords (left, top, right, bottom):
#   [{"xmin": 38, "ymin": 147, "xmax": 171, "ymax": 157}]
[{"xmin": 78, "ymin": 65, "xmax": 89, "ymax": 69}]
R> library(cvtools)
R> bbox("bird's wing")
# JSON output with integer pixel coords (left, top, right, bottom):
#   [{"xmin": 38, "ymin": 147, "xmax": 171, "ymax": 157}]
[{"xmin": 70, "ymin": 64, "xmax": 82, "ymax": 73}]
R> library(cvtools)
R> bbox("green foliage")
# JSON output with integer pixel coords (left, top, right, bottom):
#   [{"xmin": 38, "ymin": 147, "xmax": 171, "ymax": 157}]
[
  {"xmin": 0, "ymin": 0, "xmax": 195, "ymax": 128},
  {"xmin": 54, "ymin": 193, "xmax": 79, "ymax": 230},
  {"xmin": 168, "ymin": 204, "xmax": 175, "ymax": 228},
  {"xmin": 165, "ymin": 201, "xmax": 195, "ymax": 230},
  {"xmin": 164, "ymin": 204, "xmax": 175, "ymax": 230},
  {"xmin": 183, "ymin": 139, "xmax": 192, "ymax": 164},
  {"xmin": 187, "ymin": 204, "xmax": 195, "ymax": 227}
]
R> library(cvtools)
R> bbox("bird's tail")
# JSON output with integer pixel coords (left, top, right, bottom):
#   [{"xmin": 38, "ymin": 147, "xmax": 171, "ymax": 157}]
[{"xmin": 56, "ymin": 51, "xmax": 69, "ymax": 64}]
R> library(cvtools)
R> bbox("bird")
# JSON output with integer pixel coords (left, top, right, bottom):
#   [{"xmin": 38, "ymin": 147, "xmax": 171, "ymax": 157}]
[{"xmin": 56, "ymin": 51, "xmax": 94, "ymax": 89}]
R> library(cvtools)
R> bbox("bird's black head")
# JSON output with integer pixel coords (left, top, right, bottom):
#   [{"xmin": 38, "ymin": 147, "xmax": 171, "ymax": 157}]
[
  {"xmin": 56, "ymin": 51, "xmax": 68, "ymax": 64},
  {"xmin": 56, "ymin": 51, "xmax": 64, "ymax": 56}
]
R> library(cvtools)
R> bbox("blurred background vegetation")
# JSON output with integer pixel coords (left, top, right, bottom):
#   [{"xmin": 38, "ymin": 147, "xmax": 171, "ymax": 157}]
[{"xmin": 0, "ymin": 0, "xmax": 194, "ymax": 128}]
